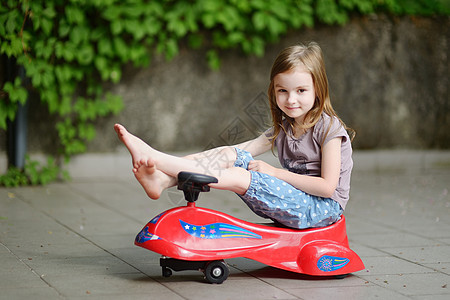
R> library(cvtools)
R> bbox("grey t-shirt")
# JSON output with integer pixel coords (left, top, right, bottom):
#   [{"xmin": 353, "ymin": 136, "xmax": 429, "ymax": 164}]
[{"xmin": 266, "ymin": 113, "xmax": 353, "ymax": 209}]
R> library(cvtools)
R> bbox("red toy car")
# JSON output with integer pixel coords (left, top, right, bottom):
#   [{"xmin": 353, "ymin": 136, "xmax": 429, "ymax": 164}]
[{"xmin": 135, "ymin": 172, "xmax": 364, "ymax": 283}]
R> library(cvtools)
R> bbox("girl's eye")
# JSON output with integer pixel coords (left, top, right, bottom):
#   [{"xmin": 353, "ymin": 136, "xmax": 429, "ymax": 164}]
[
  {"xmin": 277, "ymin": 89, "xmax": 287, "ymax": 93},
  {"xmin": 298, "ymin": 89, "xmax": 306, "ymax": 93}
]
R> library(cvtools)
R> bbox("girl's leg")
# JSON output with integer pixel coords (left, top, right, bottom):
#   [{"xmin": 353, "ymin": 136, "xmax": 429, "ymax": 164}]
[
  {"xmin": 140, "ymin": 149, "xmax": 251, "ymax": 195},
  {"xmin": 115, "ymin": 124, "xmax": 251, "ymax": 197}
]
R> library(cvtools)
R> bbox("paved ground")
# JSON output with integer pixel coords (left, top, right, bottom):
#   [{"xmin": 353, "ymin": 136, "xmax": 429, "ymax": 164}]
[{"xmin": 1, "ymin": 150, "xmax": 449, "ymax": 299}]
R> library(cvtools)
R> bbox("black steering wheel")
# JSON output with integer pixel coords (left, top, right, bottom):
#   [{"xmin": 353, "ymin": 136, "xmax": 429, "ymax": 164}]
[{"xmin": 177, "ymin": 171, "xmax": 218, "ymax": 202}]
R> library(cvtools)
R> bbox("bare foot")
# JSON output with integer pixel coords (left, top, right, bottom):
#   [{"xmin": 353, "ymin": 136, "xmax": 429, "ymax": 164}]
[
  {"xmin": 114, "ymin": 124, "xmax": 153, "ymax": 169},
  {"xmin": 133, "ymin": 158, "xmax": 164, "ymax": 200},
  {"xmin": 115, "ymin": 124, "xmax": 172, "ymax": 199}
]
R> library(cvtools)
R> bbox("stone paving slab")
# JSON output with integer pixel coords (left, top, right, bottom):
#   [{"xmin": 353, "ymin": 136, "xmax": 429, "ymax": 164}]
[{"xmin": 0, "ymin": 150, "xmax": 449, "ymax": 299}]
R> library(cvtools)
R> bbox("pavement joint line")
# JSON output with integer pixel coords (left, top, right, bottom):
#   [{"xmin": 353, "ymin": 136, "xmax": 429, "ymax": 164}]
[
  {"xmin": 360, "ymin": 274, "xmax": 446, "ymax": 298},
  {"xmin": 345, "ymin": 213, "xmax": 450, "ymax": 243},
  {"xmin": 67, "ymin": 182, "xmax": 143, "ymax": 225},
  {"xmin": 224, "ymin": 262, "xmax": 304, "ymax": 299},
  {"xmin": 347, "ymin": 238, "xmax": 449, "ymax": 277},
  {"xmin": 1, "ymin": 241, "xmax": 65, "ymax": 298}
]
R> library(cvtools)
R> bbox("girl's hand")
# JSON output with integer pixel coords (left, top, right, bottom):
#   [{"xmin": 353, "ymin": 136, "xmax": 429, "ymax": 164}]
[{"xmin": 248, "ymin": 160, "xmax": 277, "ymax": 176}]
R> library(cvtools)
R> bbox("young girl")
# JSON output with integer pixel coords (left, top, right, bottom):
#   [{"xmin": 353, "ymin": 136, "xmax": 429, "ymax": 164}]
[{"xmin": 114, "ymin": 42, "xmax": 354, "ymax": 229}]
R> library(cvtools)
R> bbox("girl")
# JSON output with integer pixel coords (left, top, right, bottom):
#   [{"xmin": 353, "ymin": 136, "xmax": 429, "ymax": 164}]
[{"xmin": 115, "ymin": 42, "xmax": 354, "ymax": 229}]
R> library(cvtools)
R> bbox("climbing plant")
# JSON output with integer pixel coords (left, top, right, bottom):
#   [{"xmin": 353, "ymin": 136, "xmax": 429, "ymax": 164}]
[{"xmin": 0, "ymin": 0, "xmax": 448, "ymax": 186}]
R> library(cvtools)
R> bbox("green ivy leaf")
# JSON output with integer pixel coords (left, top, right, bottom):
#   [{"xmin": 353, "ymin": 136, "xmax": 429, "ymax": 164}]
[
  {"xmin": 78, "ymin": 123, "xmax": 96, "ymax": 141},
  {"xmin": 70, "ymin": 26, "xmax": 89, "ymax": 45},
  {"xmin": 105, "ymin": 93, "xmax": 124, "ymax": 114},
  {"xmin": 113, "ymin": 37, "xmax": 128, "ymax": 60},
  {"xmin": 143, "ymin": 17, "xmax": 162, "ymax": 36},
  {"xmin": 102, "ymin": 5, "xmax": 121, "ymax": 20},
  {"xmin": 98, "ymin": 38, "xmax": 114, "ymax": 56},
  {"xmin": 252, "ymin": 11, "xmax": 266, "ymax": 30},
  {"xmin": 206, "ymin": 49, "xmax": 220, "ymax": 70},
  {"xmin": 76, "ymin": 44, "xmax": 94, "ymax": 65},
  {"xmin": 164, "ymin": 38, "xmax": 179, "ymax": 60},
  {"xmin": 0, "ymin": 101, "xmax": 16, "ymax": 129},
  {"xmin": 65, "ymin": 6, "xmax": 85, "ymax": 24},
  {"xmin": 3, "ymin": 77, "xmax": 27, "ymax": 104},
  {"xmin": 62, "ymin": 41, "xmax": 76, "ymax": 61},
  {"xmin": 5, "ymin": 10, "xmax": 19, "ymax": 34},
  {"xmin": 111, "ymin": 19, "xmax": 123, "ymax": 35}
]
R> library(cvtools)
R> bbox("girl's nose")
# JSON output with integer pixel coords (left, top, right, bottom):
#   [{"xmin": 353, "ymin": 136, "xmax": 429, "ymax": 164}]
[{"xmin": 288, "ymin": 92, "xmax": 297, "ymax": 104}]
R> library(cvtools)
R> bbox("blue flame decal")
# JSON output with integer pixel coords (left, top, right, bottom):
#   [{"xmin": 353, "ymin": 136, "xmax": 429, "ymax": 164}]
[
  {"xmin": 180, "ymin": 220, "xmax": 262, "ymax": 239},
  {"xmin": 135, "ymin": 226, "xmax": 160, "ymax": 243},
  {"xmin": 150, "ymin": 212, "xmax": 164, "ymax": 224},
  {"xmin": 317, "ymin": 255, "xmax": 349, "ymax": 272}
]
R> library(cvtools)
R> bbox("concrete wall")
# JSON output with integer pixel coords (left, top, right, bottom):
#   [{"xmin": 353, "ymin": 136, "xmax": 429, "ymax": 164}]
[{"xmin": 1, "ymin": 15, "xmax": 449, "ymax": 156}]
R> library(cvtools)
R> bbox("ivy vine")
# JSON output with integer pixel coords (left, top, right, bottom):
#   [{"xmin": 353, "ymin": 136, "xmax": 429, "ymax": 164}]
[{"xmin": 0, "ymin": 0, "xmax": 448, "ymax": 186}]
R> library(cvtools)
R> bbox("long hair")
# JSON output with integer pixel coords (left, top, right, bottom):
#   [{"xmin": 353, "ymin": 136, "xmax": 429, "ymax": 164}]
[{"xmin": 267, "ymin": 42, "xmax": 355, "ymax": 150}]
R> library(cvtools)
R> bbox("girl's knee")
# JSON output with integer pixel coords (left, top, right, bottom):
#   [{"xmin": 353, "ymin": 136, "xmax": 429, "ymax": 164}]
[
  {"xmin": 229, "ymin": 167, "xmax": 251, "ymax": 194},
  {"xmin": 219, "ymin": 147, "xmax": 238, "ymax": 168},
  {"xmin": 213, "ymin": 167, "xmax": 251, "ymax": 195}
]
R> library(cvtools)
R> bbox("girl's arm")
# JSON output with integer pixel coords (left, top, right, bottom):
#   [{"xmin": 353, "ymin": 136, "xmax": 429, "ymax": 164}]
[
  {"xmin": 234, "ymin": 132, "xmax": 272, "ymax": 157},
  {"xmin": 248, "ymin": 137, "xmax": 342, "ymax": 198}
]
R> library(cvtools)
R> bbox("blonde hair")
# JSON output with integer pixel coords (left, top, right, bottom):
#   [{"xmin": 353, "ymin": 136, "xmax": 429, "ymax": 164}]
[{"xmin": 267, "ymin": 42, "xmax": 355, "ymax": 150}]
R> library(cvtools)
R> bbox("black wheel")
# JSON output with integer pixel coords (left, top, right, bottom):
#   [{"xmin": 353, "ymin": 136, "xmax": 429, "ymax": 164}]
[
  {"xmin": 334, "ymin": 274, "xmax": 348, "ymax": 279},
  {"xmin": 162, "ymin": 267, "xmax": 172, "ymax": 277},
  {"xmin": 204, "ymin": 260, "xmax": 229, "ymax": 284}
]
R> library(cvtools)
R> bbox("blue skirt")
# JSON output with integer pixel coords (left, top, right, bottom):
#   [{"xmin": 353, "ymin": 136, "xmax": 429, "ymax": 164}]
[{"xmin": 234, "ymin": 148, "xmax": 343, "ymax": 229}]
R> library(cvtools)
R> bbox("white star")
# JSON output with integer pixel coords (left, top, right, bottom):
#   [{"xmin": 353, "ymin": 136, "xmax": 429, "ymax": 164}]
[{"xmin": 184, "ymin": 224, "xmax": 190, "ymax": 230}]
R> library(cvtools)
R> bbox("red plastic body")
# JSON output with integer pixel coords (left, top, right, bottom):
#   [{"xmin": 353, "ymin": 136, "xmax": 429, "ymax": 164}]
[{"xmin": 135, "ymin": 201, "xmax": 364, "ymax": 276}]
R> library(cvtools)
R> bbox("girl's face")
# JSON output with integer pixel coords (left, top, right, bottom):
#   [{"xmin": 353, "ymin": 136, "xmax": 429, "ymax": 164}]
[{"xmin": 274, "ymin": 66, "xmax": 316, "ymax": 124}]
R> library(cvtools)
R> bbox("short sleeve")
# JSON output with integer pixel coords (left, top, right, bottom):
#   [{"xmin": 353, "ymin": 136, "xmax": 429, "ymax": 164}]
[
  {"xmin": 313, "ymin": 114, "xmax": 348, "ymax": 146},
  {"xmin": 264, "ymin": 127, "xmax": 274, "ymax": 141}
]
